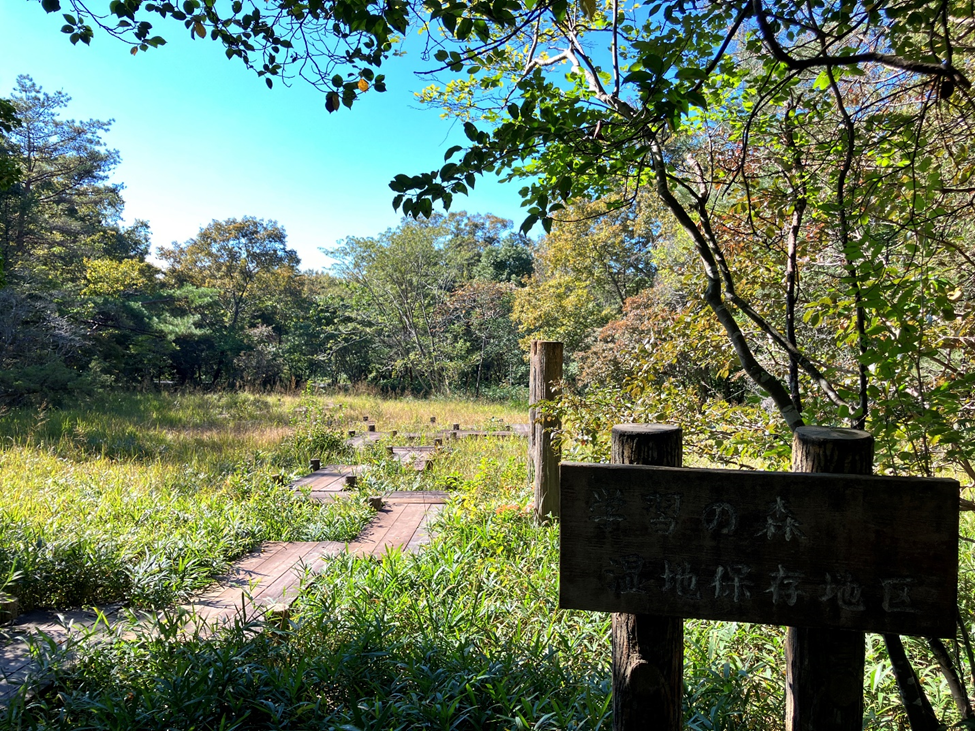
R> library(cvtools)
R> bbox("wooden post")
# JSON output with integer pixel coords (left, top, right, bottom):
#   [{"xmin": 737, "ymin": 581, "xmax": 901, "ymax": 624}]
[
  {"xmin": 367, "ymin": 424, "xmax": 376, "ymax": 432},
  {"xmin": 611, "ymin": 424, "xmax": 684, "ymax": 731},
  {"xmin": 530, "ymin": 340, "xmax": 563, "ymax": 521},
  {"xmin": 786, "ymin": 426, "xmax": 873, "ymax": 731},
  {"xmin": 310, "ymin": 459, "xmax": 321, "ymax": 472}
]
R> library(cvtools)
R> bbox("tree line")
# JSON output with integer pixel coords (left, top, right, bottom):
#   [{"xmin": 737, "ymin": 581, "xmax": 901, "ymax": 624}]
[{"xmin": 0, "ymin": 76, "xmax": 543, "ymax": 402}]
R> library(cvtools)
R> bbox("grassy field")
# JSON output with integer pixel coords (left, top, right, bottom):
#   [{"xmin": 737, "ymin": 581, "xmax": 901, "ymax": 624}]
[{"xmin": 0, "ymin": 391, "xmax": 972, "ymax": 729}]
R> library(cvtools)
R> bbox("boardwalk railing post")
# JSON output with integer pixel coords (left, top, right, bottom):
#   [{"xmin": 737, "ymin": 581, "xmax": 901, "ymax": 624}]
[
  {"xmin": 611, "ymin": 424, "xmax": 684, "ymax": 731},
  {"xmin": 786, "ymin": 425, "xmax": 873, "ymax": 731},
  {"xmin": 529, "ymin": 340, "xmax": 563, "ymax": 522}
]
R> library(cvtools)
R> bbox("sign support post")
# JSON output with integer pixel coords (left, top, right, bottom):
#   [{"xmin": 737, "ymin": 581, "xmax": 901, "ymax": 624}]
[
  {"xmin": 787, "ymin": 426, "xmax": 873, "ymax": 730},
  {"xmin": 611, "ymin": 424, "xmax": 684, "ymax": 731},
  {"xmin": 560, "ymin": 423, "xmax": 959, "ymax": 729}
]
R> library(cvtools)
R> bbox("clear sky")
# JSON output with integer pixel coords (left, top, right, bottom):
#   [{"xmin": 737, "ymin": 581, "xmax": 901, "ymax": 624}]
[{"xmin": 0, "ymin": 0, "xmax": 527, "ymax": 270}]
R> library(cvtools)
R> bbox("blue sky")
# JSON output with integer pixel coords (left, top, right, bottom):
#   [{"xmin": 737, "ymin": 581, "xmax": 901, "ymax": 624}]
[{"xmin": 0, "ymin": 0, "xmax": 527, "ymax": 270}]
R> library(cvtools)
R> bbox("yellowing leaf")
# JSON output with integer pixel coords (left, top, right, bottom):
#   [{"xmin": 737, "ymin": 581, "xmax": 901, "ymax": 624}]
[
  {"xmin": 358, "ymin": 79, "xmax": 370, "ymax": 92},
  {"xmin": 193, "ymin": 21, "xmax": 206, "ymax": 38}
]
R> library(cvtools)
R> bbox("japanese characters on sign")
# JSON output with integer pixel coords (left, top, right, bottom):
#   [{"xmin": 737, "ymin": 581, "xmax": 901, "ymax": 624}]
[{"xmin": 560, "ymin": 463, "xmax": 959, "ymax": 637}]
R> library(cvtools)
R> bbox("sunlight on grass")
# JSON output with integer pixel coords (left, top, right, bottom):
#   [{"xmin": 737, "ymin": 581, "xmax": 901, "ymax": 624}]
[{"xmin": 2, "ymin": 392, "xmax": 973, "ymax": 730}]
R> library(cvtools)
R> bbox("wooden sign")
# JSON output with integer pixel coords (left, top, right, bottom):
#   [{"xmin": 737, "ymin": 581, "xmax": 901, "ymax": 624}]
[{"xmin": 560, "ymin": 463, "xmax": 959, "ymax": 637}]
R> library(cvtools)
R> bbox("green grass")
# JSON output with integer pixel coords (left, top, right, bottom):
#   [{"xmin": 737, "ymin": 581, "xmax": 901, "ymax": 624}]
[
  {"xmin": 1, "ymin": 392, "xmax": 974, "ymax": 730},
  {"xmin": 0, "ymin": 392, "xmax": 373, "ymax": 610}
]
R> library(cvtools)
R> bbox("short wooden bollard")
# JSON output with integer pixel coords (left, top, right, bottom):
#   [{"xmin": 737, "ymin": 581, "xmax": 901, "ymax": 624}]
[
  {"xmin": 530, "ymin": 340, "xmax": 563, "ymax": 521},
  {"xmin": 0, "ymin": 593, "xmax": 19, "ymax": 625},
  {"xmin": 452, "ymin": 423, "xmax": 460, "ymax": 431},
  {"xmin": 348, "ymin": 430, "xmax": 356, "ymax": 437},
  {"xmin": 786, "ymin": 426, "xmax": 872, "ymax": 731},
  {"xmin": 390, "ymin": 430, "xmax": 398, "ymax": 437},
  {"xmin": 611, "ymin": 424, "xmax": 684, "ymax": 731},
  {"xmin": 430, "ymin": 416, "xmax": 437, "ymax": 424},
  {"xmin": 433, "ymin": 438, "xmax": 443, "ymax": 448},
  {"xmin": 362, "ymin": 416, "xmax": 369, "ymax": 422},
  {"xmin": 310, "ymin": 459, "xmax": 321, "ymax": 472},
  {"xmin": 387, "ymin": 446, "xmax": 395, "ymax": 455},
  {"xmin": 367, "ymin": 424, "xmax": 376, "ymax": 433},
  {"xmin": 343, "ymin": 475, "xmax": 357, "ymax": 488}
]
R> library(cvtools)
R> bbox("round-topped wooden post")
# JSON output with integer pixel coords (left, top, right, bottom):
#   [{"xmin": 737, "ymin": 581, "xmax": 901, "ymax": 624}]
[
  {"xmin": 786, "ymin": 426, "xmax": 872, "ymax": 731},
  {"xmin": 611, "ymin": 424, "xmax": 683, "ymax": 731}
]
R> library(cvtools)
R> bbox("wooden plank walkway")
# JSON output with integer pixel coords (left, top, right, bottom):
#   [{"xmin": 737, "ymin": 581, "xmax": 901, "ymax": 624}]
[
  {"xmin": 389, "ymin": 446, "xmax": 437, "ymax": 471},
  {"xmin": 290, "ymin": 464, "xmax": 365, "ymax": 498},
  {"xmin": 0, "ymin": 606, "xmax": 123, "ymax": 706},
  {"xmin": 0, "ymin": 484, "xmax": 449, "ymax": 705},
  {"xmin": 346, "ymin": 422, "xmax": 529, "ymax": 450},
  {"xmin": 184, "ymin": 490, "xmax": 448, "ymax": 629}
]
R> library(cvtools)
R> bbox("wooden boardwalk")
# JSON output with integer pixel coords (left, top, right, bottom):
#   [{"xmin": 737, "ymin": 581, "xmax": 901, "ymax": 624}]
[
  {"xmin": 347, "ymin": 424, "xmax": 529, "ymax": 451},
  {"xmin": 291, "ymin": 463, "xmax": 364, "ymax": 497},
  {"xmin": 0, "ymin": 607, "xmax": 121, "ymax": 704},
  {"xmin": 0, "ymin": 479, "xmax": 449, "ymax": 706},
  {"xmin": 184, "ymin": 490, "xmax": 447, "ymax": 629}
]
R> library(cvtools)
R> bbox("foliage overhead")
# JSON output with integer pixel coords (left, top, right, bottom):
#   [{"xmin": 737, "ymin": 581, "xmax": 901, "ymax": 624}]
[
  {"xmin": 35, "ymin": 0, "xmax": 975, "ymax": 437},
  {"xmin": 37, "ymin": 0, "xmax": 974, "ymax": 216}
]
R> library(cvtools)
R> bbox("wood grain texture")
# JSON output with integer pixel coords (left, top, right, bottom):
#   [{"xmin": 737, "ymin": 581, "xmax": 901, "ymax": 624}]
[
  {"xmin": 609, "ymin": 424, "xmax": 683, "ymax": 731},
  {"xmin": 610, "ymin": 425, "xmax": 683, "ymax": 469},
  {"xmin": 785, "ymin": 426, "xmax": 872, "ymax": 731},
  {"xmin": 560, "ymin": 463, "xmax": 958, "ymax": 636},
  {"xmin": 529, "ymin": 340, "xmax": 563, "ymax": 521}
]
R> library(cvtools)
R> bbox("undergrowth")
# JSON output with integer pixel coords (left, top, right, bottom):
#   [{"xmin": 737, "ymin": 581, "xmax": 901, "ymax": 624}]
[{"xmin": 0, "ymin": 392, "xmax": 972, "ymax": 729}]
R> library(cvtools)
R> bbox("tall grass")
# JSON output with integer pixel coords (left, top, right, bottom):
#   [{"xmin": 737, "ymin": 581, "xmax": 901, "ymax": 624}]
[
  {"xmin": 1, "ymin": 393, "xmax": 973, "ymax": 729},
  {"xmin": 0, "ymin": 392, "xmax": 372, "ymax": 610}
]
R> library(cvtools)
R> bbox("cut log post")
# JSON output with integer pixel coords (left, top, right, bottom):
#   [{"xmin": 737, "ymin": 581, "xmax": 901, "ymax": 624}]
[
  {"xmin": 367, "ymin": 424, "xmax": 376, "ymax": 433},
  {"xmin": 348, "ymin": 430, "xmax": 356, "ymax": 438},
  {"xmin": 611, "ymin": 424, "xmax": 684, "ymax": 731},
  {"xmin": 310, "ymin": 459, "xmax": 321, "ymax": 472},
  {"xmin": 786, "ymin": 426, "xmax": 872, "ymax": 731},
  {"xmin": 530, "ymin": 340, "xmax": 563, "ymax": 522},
  {"xmin": 430, "ymin": 416, "xmax": 437, "ymax": 424},
  {"xmin": 452, "ymin": 423, "xmax": 461, "ymax": 431},
  {"xmin": 343, "ymin": 475, "xmax": 357, "ymax": 488},
  {"xmin": 0, "ymin": 593, "xmax": 19, "ymax": 625}
]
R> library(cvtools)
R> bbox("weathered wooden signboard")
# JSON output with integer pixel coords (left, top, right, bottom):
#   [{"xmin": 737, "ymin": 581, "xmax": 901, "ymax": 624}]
[{"xmin": 560, "ymin": 463, "xmax": 959, "ymax": 637}]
